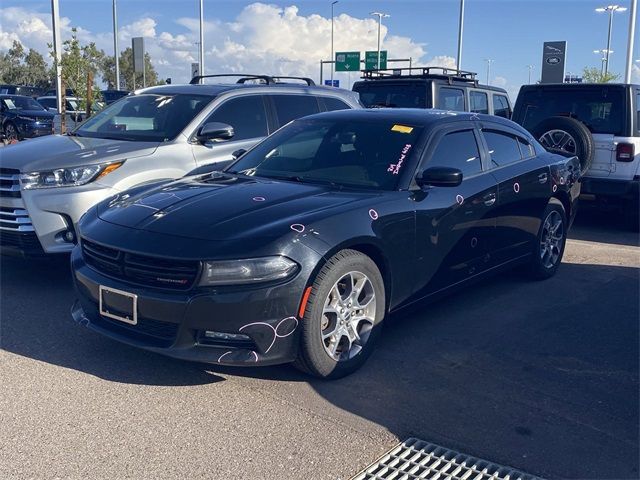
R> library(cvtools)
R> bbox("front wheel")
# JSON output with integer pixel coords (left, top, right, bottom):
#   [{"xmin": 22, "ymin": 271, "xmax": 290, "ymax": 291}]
[
  {"xmin": 528, "ymin": 202, "xmax": 567, "ymax": 280},
  {"xmin": 4, "ymin": 122, "xmax": 19, "ymax": 142},
  {"xmin": 294, "ymin": 249, "xmax": 385, "ymax": 379}
]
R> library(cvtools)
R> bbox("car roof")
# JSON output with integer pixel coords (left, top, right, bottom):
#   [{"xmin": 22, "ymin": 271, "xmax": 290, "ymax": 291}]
[
  {"xmin": 136, "ymin": 82, "xmax": 359, "ymax": 98},
  {"xmin": 353, "ymin": 77, "xmax": 509, "ymax": 94},
  {"xmin": 301, "ymin": 108, "xmax": 516, "ymax": 128},
  {"xmin": 520, "ymin": 82, "xmax": 639, "ymax": 90}
]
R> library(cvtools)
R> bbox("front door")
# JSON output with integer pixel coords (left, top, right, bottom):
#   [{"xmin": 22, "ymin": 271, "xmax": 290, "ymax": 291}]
[
  {"xmin": 191, "ymin": 95, "xmax": 270, "ymax": 166},
  {"xmin": 412, "ymin": 124, "xmax": 498, "ymax": 298}
]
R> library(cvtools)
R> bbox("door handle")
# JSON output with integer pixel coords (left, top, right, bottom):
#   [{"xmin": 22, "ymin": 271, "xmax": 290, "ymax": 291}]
[
  {"xmin": 483, "ymin": 192, "xmax": 496, "ymax": 206},
  {"xmin": 538, "ymin": 173, "xmax": 548, "ymax": 184}
]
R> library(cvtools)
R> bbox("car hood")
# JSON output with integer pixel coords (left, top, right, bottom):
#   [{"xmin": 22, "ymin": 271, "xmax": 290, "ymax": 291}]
[
  {"xmin": 96, "ymin": 174, "xmax": 377, "ymax": 241},
  {"xmin": 11, "ymin": 109, "xmax": 55, "ymax": 119},
  {"xmin": 0, "ymin": 134, "xmax": 159, "ymax": 171}
]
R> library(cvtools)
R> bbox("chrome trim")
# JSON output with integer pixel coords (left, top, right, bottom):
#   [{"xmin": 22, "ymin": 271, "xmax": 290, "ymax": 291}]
[
  {"xmin": 0, "ymin": 174, "xmax": 20, "ymax": 181},
  {"xmin": 0, "ymin": 208, "xmax": 34, "ymax": 232}
]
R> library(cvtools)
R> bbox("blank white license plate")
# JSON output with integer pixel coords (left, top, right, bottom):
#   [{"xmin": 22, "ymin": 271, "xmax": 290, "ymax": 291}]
[{"xmin": 99, "ymin": 285, "xmax": 138, "ymax": 325}]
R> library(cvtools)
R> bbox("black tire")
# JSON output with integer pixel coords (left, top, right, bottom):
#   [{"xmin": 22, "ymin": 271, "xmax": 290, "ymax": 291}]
[
  {"xmin": 294, "ymin": 249, "xmax": 386, "ymax": 379},
  {"xmin": 532, "ymin": 116, "xmax": 594, "ymax": 174},
  {"xmin": 4, "ymin": 121, "xmax": 20, "ymax": 141},
  {"xmin": 528, "ymin": 201, "xmax": 568, "ymax": 280}
]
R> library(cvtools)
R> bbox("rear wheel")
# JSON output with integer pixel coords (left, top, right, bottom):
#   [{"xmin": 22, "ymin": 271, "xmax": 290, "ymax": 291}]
[
  {"xmin": 528, "ymin": 202, "xmax": 567, "ymax": 280},
  {"xmin": 294, "ymin": 249, "xmax": 385, "ymax": 379}
]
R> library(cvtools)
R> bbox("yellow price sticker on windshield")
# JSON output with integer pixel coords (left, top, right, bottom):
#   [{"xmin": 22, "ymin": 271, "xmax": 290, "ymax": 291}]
[{"xmin": 391, "ymin": 124, "xmax": 414, "ymax": 134}]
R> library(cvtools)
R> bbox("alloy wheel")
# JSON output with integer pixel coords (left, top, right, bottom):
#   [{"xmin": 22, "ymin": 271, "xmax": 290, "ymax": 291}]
[
  {"xmin": 540, "ymin": 210, "xmax": 564, "ymax": 269},
  {"xmin": 539, "ymin": 129, "xmax": 577, "ymax": 156},
  {"xmin": 5, "ymin": 124, "xmax": 18, "ymax": 141},
  {"xmin": 321, "ymin": 271, "xmax": 376, "ymax": 362}
]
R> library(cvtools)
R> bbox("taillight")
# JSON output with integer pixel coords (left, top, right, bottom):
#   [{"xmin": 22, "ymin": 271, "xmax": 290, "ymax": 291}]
[{"xmin": 616, "ymin": 143, "xmax": 635, "ymax": 162}]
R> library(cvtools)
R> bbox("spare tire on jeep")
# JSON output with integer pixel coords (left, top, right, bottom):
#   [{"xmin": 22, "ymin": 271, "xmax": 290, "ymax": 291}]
[{"xmin": 532, "ymin": 116, "xmax": 594, "ymax": 173}]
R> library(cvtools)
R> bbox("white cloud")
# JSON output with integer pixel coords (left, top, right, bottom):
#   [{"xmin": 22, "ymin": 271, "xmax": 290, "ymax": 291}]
[
  {"xmin": 0, "ymin": 2, "xmax": 453, "ymax": 88},
  {"xmin": 632, "ymin": 63, "xmax": 640, "ymax": 83}
]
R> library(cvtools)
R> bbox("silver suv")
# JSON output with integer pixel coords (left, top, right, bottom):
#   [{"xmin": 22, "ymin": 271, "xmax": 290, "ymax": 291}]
[{"xmin": 0, "ymin": 75, "xmax": 361, "ymax": 255}]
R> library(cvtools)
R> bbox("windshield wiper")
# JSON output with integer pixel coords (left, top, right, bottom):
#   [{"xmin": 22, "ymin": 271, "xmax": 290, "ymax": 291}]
[{"xmin": 262, "ymin": 174, "xmax": 343, "ymax": 189}]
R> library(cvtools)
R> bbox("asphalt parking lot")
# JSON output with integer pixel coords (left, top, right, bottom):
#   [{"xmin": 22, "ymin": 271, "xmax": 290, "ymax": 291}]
[{"xmin": 1, "ymin": 210, "xmax": 638, "ymax": 480}]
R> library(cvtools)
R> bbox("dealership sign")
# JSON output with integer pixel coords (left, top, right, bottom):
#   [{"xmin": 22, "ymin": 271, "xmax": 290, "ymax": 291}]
[{"xmin": 541, "ymin": 41, "xmax": 567, "ymax": 84}]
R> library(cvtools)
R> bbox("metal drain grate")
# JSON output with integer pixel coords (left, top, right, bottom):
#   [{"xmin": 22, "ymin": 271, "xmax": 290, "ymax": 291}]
[{"xmin": 351, "ymin": 438, "xmax": 542, "ymax": 480}]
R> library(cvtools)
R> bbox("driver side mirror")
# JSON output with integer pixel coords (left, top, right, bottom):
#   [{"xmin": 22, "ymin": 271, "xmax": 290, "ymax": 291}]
[
  {"xmin": 416, "ymin": 166, "xmax": 463, "ymax": 188},
  {"xmin": 197, "ymin": 122, "xmax": 234, "ymax": 143}
]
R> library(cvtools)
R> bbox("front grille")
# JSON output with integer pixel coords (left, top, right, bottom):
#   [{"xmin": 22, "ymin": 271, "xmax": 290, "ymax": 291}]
[
  {"xmin": 0, "ymin": 168, "xmax": 21, "ymax": 198},
  {"xmin": 0, "ymin": 207, "xmax": 34, "ymax": 232},
  {"xmin": 352, "ymin": 438, "xmax": 540, "ymax": 480},
  {"xmin": 82, "ymin": 239, "xmax": 200, "ymax": 290},
  {"xmin": 0, "ymin": 230, "xmax": 44, "ymax": 255}
]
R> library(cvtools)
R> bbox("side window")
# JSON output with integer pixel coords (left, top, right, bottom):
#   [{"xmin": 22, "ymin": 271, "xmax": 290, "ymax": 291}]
[
  {"xmin": 322, "ymin": 96, "xmax": 351, "ymax": 112},
  {"xmin": 437, "ymin": 87, "xmax": 465, "ymax": 111},
  {"xmin": 39, "ymin": 99, "xmax": 54, "ymax": 109},
  {"xmin": 206, "ymin": 95, "xmax": 268, "ymax": 141},
  {"xmin": 470, "ymin": 91, "xmax": 489, "ymax": 114},
  {"xmin": 429, "ymin": 130, "xmax": 482, "ymax": 177},
  {"xmin": 493, "ymin": 94, "xmax": 511, "ymax": 118},
  {"xmin": 483, "ymin": 130, "xmax": 522, "ymax": 167},
  {"xmin": 517, "ymin": 136, "xmax": 534, "ymax": 158},
  {"xmin": 272, "ymin": 95, "xmax": 320, "ymax": 127}
]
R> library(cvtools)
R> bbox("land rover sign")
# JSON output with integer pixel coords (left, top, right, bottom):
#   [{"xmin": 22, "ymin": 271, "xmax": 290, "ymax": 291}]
[{"xmin": 541, "ymin": 41, "xmax": 567, "ymax": 83}]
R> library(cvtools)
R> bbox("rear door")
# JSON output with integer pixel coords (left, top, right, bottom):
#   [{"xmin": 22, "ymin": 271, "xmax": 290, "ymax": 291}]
[
  {"xmin": 191, "ymin": 94, "xmax": 270, "ymax": 166},
  {"xmin": 481, "ymin": 124, "xmax": 550, "ymax": 261},
  {"xmin": 413, "ymin": 123, "xmax": 498, "ymax": 297}
]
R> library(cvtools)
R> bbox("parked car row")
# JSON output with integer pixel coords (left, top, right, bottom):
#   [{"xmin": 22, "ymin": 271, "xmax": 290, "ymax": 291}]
[{"xmin": 0, "ymin": 69, "xmax": 634, "ymax": 379}]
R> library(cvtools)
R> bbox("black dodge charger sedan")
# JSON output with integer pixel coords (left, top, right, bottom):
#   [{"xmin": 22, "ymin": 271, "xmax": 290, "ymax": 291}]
[{"xmin": 71, "ymin": 109, "xmax": 580, "ymax": 378}]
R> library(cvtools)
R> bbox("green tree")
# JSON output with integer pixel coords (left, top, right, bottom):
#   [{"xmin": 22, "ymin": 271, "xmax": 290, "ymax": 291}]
[
  {"xmin": 100, "ymin": 47, "xmax": 161, "ymax": 90},
  {"xmin": 0, "ymin": 40, "xmax": 50, "ymax": 87},
  {"xmin": 50, "ymin": 28, "xmax": 104, "ymax": 110},
  {"xmin": 582, "ymin": 67, "xmax": 620, "ymax": 83},
  {"xmin": 24, "ymin": 49, "xmax": 50, "ymax": 87}
]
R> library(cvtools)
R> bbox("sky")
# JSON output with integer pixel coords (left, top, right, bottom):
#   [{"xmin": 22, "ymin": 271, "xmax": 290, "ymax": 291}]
[{"xmin": 1, "ymin": 0, "xmax": 638, "ymax": 100}]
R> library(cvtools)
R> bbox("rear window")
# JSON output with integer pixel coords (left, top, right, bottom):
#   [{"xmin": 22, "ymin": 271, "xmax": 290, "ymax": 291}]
[
  {"xmin": 518, "ymin": 87, "xmax": 625, "ymax": 136},
  {"xmin": 354, "ymin": 82, "xmax": 430, "ymax": 108}
]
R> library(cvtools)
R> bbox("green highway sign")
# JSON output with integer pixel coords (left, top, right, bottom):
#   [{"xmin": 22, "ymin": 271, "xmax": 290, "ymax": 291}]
[
  {"xmin": 365, "ymin": 50, "xmax": 387, "ymax": 70},
  {"xmin": 335, "ymin": 51, "xmax": 361, "ymax": 72}
]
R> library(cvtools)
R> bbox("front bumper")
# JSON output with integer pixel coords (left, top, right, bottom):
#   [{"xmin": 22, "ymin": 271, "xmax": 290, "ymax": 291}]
[
  {"xmin": 70, "ymin": 247, "xmax": 310, "ymax": 367},
  {"xmin": 0, "ymin": 183, "xmax": 116, "ymax": 255}
]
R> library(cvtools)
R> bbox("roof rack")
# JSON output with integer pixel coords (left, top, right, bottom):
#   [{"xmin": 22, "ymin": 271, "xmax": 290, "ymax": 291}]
[
  {"xmin": 361, "ymin": 66, "xmax": 479, "ymax": 85},
  {"xmin": 189, "ymin": 74, "xmax": 315, "ymax": 86}
]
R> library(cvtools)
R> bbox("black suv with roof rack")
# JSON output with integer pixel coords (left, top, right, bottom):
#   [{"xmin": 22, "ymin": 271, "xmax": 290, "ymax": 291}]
[{"xmin": 352, "ymin": 67, "xmax": 512, "ymax": 118}]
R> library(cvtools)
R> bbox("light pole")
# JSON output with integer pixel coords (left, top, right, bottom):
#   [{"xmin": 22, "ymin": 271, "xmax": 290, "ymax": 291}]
[
  {"xmin": 624, "ymin": 0, "xmax": 637, "ymax": 83},
  {"xmin": 594, "ymin": 48, "xmax": 613, "ymax": 75},
  {"xmin": 331, "ymin": 1, "xmax": 338, "ymax": 85},
  {"xmin": 199, "ymin": 0, "xmax": 205, "ymax": 81},
  {"xmin": 484, "ymin": 58, "xmax": 494, "ymax": 85},
  {"xmin": 595, "ymin": 5, "xmax": 627, "ymax": 76},
  {"xmin": 112, "ymin": 0, "xmax": 120, "ymax": 90},
  {"xmin": 370, "ymin": 11, "xmax": 390, "ymax": 70},
  {"xmin": 526, "ymin": 64, "xmax": 534, "ymax": 84},
  {"xmin": 456, "ymin": 0, "xmax": 465, "ymax": 71}
]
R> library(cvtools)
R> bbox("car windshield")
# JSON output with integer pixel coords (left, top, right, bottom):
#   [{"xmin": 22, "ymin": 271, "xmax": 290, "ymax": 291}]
[
  {"xmin": 520, "ymin": 88, "xmax": 625, "ymax": 136},
  {"xmin": 75, "ymin": 93, "xmax": 213, "ymax": 142},
  {"xmin": 2, "ymin": 96, "xmax": 45, "ymax": 111},
  {"xmin": 228, "ymin": 118, "xmax": 424, "ymax": 190},
  {"xmin": 354, "ymin": 83, "xmax": 430, "ymax": 108}
]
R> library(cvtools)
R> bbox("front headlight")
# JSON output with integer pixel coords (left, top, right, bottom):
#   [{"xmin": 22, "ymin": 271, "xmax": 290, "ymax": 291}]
[
  {"xmin": 199, "ymin": 256, "xmax": 299, "ymax": 286},
  {"xmin": 20, "ymin": 162, "xmax": 124, "ymax": 189}
]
